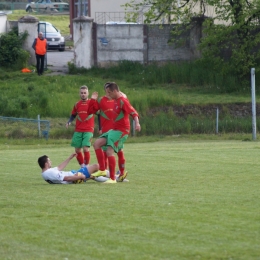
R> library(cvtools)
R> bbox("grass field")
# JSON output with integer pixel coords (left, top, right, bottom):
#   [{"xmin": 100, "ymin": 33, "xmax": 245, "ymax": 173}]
[{"xmin": 0, "ymin": 139, "xmax": 259, "ymax": 259}]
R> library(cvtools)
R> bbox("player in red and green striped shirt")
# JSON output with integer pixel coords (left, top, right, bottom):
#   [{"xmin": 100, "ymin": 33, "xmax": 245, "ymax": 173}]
[
  {"xmin": 66, "ymin": 86, "xmax": 94, "ymax": 167},
  {"xmin": 88, "ymin": 82, "xmax": 141, "ymax": 184},
  {"xmin": 96, "ymin": 84, "xmax": 129, "ymax": 179}
]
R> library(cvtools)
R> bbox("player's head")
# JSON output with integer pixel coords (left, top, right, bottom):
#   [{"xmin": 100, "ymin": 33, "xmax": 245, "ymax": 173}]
[
  {"xmin": 104, "ymin": 82, "xmax": 119, "ymax": 99},
  {"xmin": 104, "ymin": 82, "xmax": 116, "ymax": 97},
  {"xmin": 38, "ymin": 155, "xmax": 50, "ymax": 169},
  {"xmin": 79, "ymin": 85, "xmax": 88, "ymax": 101}
]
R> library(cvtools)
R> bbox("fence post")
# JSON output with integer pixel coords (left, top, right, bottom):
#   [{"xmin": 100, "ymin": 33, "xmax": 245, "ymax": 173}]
[
  {"xmin": 216, "ymin": 107, "xmax": 219, "ymax": 134},
  {"xmin": 38, "ymin": 114, "xmax": 41, "ymax": 137},
  {"xmin": 251, "ymin": 68, "xmax": 257, "ymax": 140}
]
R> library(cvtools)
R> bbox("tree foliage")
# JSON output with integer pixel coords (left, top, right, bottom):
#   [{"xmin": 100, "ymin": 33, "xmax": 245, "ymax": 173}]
[
  {"xmin": 124, "ymin": 0, "xmax": 260, "ymax": 83},
  {"xmin": 0, "ymin": 27, "xmax": 29, "ymax": 69}
]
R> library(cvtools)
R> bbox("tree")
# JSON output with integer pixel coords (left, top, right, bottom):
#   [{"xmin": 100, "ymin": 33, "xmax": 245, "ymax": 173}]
[{"xmin": 124, "ymin": 0, "xmax": 260, "ymax": 83}]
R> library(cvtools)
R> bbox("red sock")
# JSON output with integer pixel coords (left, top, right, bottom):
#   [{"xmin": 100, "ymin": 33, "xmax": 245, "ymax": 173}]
[
  {"xmin": 76, "ymin": 152, "xmax": 84, "ymax": 165},
  {"xmin": 103, "ymin": 151, "xmax": 108, "ymax": 169},
  {"xmin": 84, "ymin": 151, "xmax": 90, "ymax": 165},
  {"xmin": 95, "ymin": 148, "xmax": 105, "ymax": 171},
  {"xmin": 108, "ymin": 155, "xmax": 116, "ymax": 180},
  {"xmin": 117, "ymin": 150, "xmax": 125, "ymax": 175}
]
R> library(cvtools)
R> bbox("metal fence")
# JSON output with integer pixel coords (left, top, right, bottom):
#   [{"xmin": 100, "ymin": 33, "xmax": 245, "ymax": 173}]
[
  {"xmin": 0, "ymin": 2, "xmax": 26, "ymax": 11},
  {"xmin": 0, "ymin": 116, "xmax": 50, "ymax": 140}
]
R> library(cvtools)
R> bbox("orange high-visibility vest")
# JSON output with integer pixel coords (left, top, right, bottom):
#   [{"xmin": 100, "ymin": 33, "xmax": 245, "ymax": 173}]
[{"xmin": 35, "ymin": 38, "xmax": 47, "ymax": 55}]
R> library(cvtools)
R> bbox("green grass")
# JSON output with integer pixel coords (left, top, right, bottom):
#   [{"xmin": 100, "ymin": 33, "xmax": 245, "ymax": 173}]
[{"xmin": 0, "ymin": 140, "xmax": 259, "ymax": 259}]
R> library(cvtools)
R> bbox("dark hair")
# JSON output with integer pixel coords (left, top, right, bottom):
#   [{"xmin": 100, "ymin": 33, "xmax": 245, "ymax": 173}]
[
  {"xmin": 104, "ymin": 82, "xmax": 119, "ymax": 91},
  {"xmin": 38, "ymin": 155, "xmax": 48, "ymax": 169}
]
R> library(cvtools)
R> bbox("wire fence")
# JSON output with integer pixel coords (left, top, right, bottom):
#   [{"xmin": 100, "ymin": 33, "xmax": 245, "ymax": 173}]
[
  {"xmin": 0, "ymin": 116, "xmax": 140, "ymax": 140},
  {"xmin": 0, "ymin": 116, "xmax": 50, "ymax": 140},
  {"xmin": 0, "ymin": 2, "xmax": 26, "ymax": 11}
]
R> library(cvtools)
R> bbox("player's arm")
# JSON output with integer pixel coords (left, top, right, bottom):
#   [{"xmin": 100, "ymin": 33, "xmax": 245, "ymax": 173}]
[
  {"xmin": 133, "ymin": 116, "xmax": 141, "ymax": 131},
  {"xmin": 123, "ymin": 99, "xmax": 141, "ymax": 132},
  {"xmin": 66, "ymin": 114, "xmax": 76, "ymax": 128},
  {"xmin": 57, "ymin": 153, "xmax": 76, "ymax": 171},
  {"xmin": 88, "ymin": 93, "xmax": 100, "ymax": 114},
  {"xmin": 63, "ymin": 174, "xmax": 86, "ymax": 182}
]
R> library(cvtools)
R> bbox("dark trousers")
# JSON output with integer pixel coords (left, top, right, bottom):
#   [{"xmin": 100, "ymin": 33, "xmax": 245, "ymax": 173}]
[{"xmin": 36, "ymin": 54, "xmax": 45, "ymax": 75}]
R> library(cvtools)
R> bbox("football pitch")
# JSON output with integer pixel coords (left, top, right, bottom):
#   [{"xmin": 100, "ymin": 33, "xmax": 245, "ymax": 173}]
[{"xmin": 0, "ymin": 140, "xmax": 259, "ymax": 259}]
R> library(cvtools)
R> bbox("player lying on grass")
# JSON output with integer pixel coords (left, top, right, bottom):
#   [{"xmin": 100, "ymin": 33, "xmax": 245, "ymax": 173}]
[{"xmin": 37, "ymin": 153, "xmax": 128, "ymax": 184}]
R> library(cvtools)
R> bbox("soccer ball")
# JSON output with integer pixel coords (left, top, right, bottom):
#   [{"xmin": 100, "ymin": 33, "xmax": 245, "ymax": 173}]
[{"xmin": 73, "ymin": 172, "xmax": 84, "ymax": 184}]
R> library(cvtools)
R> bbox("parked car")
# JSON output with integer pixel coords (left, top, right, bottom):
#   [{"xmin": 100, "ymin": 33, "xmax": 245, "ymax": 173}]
[
  {"xmin": 39, "ymin": 21, "xmax": 65, "ymax": 52},
  {"xmin": 26, "ymin": 0, "xmax": 69, "ymax": 13}
]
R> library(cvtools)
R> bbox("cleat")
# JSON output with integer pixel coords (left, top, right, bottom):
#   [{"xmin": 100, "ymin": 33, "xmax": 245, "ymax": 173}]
[
  {"xmin": 103, "ymin": 178, "xmax": 117, "ymax": 184},
  {"xmin": 91, "ymin": 170, "xmax": 107, "ymax": 177},
  {"xmin": 117, "ymin": 171, "xmax": 128, "ymax": 182},
  {"xmin": 123, "ymin": 178, "xmax": 129, "ymax": 182}
]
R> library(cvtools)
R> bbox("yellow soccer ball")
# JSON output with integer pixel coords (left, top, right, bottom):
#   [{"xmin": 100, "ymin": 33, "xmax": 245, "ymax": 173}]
[{"xmin": 73, "ymin": 172, "xmax": 84, "ymax": 184}]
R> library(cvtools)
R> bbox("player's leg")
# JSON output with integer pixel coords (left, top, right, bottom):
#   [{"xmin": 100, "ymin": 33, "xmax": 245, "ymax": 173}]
[
  {"xmin": 82, "ymin": 132, "xmax": 93, "ymax": 165},
  {"xmin": 92, "ymin": 135, "xmax": 108, "ymax": 177},
  {"xmin": 87, "ymin": 163, "xmax": 99, "ymax": 174},
  {"xmin": 75, "ymin": 147, "xmax": 84, "ymax": 167},
  {"xmin": 87, "ymin": 163, "xmax": 110, "ymax": 182},
  {"xmin": 71, "ymin": 132, "xmax": 84, "ymax": 166},
  {"xmin": 106, "ymin": 146, "xmax": 116, "ymax": 181},
  {"xmin": 117, "ymin": 135, "xmax": 128, "ymax": 182},
  {"xmin": 76, "ymin": 163, "xmax": 108, "ymax": 182},
  {"xmin": 103, "ymin": 130, "xmax": 123, "ymax": 184},
  {"xmin": 75, "ymin": 164, "xmax": 96, "ymax": 181},
  {"xmin": 117, "ymin": 149, "xmax": 125, "ymax": 175},
  {"xmin": 100, "ymin": 145, "xmax": 109, "ymax": 169}
]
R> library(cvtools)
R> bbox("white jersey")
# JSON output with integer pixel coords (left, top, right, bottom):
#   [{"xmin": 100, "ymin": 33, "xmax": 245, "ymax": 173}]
[{"xmin": 42, "ymin": 167, "xmax": 74, "ymax": 184}]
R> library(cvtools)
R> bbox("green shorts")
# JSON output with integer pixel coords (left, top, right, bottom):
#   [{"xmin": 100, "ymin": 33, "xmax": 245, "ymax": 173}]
[
  {"xmin": 100, "ymin": 130, "xmax": 128, "ymax": 153},
  {"xmin": 71, "ymin": 132, "xmax": 93, "ymax": 148}
]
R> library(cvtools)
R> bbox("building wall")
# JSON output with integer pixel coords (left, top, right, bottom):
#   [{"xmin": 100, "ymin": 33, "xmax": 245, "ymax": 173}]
[
  {"xmin": 90, "ymin": 0, "xmax": 136, "ymax": 23},
  {"xmin": 91, "ymin": 0, "xmax": 127, "ymax": 14}
]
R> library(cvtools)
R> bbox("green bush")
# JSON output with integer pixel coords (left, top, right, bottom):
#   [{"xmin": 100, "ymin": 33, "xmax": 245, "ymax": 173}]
[{"xmin": 0, "ymin": 27, "xmax": 29, "ymax": 69}]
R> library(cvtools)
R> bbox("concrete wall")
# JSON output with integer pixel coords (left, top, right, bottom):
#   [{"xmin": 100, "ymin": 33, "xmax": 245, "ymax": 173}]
[
  {"xmin": 147, "ymin": 25, "xmax": 191, "ymax": 63},
  {"xmin": 18, "ymin": 16, "xmax": 39, "ymax": 65},
  {"xmin": 6, "ymin": 20, "xmax": 18, "ymax": 32},
  {"xmin": 0, "ymin": 13, "xmax": 7, "ymax": 34},
  {"xmin": 73, "ymin": 16, "xmax": 94, "ymax": 68},
  {"xmin": 96, "ymin": 24, "xmax": 144, "ymax": 67},
  {"xmin": 95, "ymin": 23, "xmax": 201, "ymax": 67}
]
